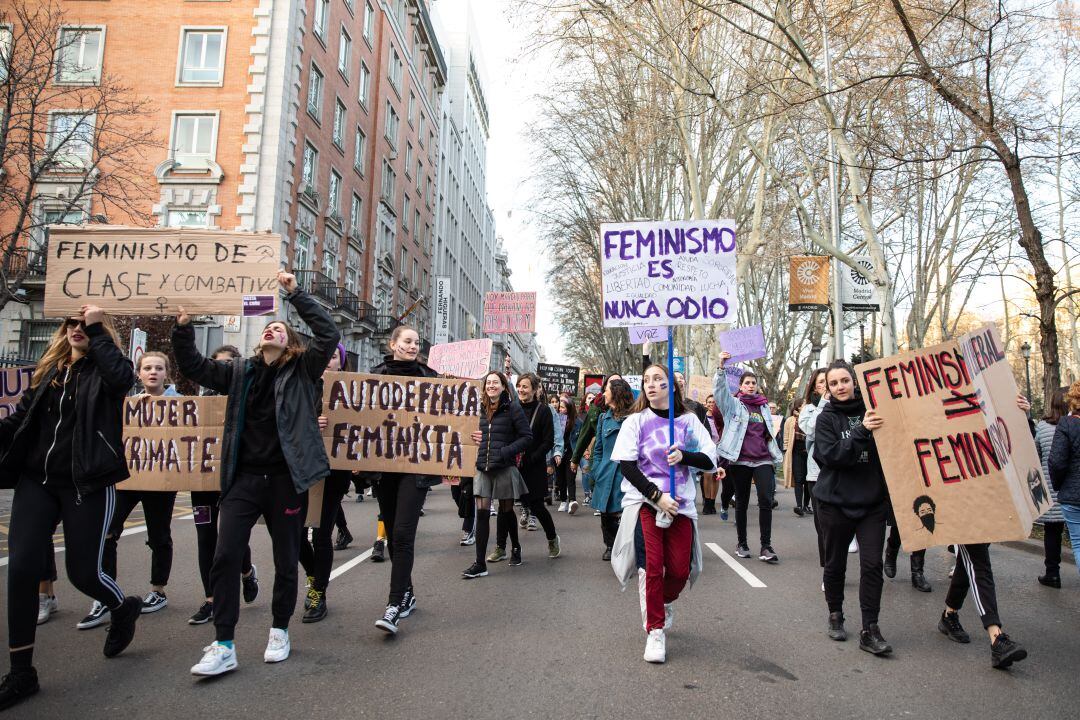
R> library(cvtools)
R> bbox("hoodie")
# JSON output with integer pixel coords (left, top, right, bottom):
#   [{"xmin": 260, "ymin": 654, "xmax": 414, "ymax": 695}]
[{"xmin": 811, "ymin": 394, "xmax": 887, "ymax": 515}]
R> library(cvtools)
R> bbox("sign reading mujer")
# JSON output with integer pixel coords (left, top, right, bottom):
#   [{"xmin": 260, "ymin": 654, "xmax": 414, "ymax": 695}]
[
  {"xmin": 599, "ymin": 219, "xmax": 738, "ymax": 328},
  {"xmin": 322, "ymin": 372, "xmax": 482, "ymax": 477}
]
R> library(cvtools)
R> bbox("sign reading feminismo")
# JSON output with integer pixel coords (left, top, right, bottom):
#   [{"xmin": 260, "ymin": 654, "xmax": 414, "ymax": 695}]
[
  {"xmin": 45, "ymin": 226, "xmax": 281, "ymax": 317},
  {"xmin": 599, "ymin": 219, "xmax": 738, "ymax": 328}
]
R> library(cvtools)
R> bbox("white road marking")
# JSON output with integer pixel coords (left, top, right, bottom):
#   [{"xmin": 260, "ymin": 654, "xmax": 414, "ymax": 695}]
[
  {"xmin": 706, "ymin": 542, "xmax": 767, "ymax": 588},
  {"xmin": 0, "ymin": 514, "xmax": 195, "ymax": 567},
  {"xmin": 329, "ymin": 547, "xmax": 373, "ymax": 581}
]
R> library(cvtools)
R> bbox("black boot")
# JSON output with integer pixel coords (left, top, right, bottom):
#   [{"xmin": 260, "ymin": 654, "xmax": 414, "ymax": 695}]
[
  {"xmin": 827, "ymin": 612, "xmax": 846, "ymax": 641},
  {"xmin": 883, "ymin": 544, "xmax": 898, "ymax": 579},
  {"xmin": 1038, "ymin": 571, "xmax": 1061, "ymax": 588},
  {"xmin": 702, "ymin": 498, "xmax": 716, "ymax": 515},
  {"xmin": 910, "ymin": 552, "xmax": 932, "ymax": 593},
  {"xmin": 859, "ymin": 624, "xmax": 893, "ymax": 656}
]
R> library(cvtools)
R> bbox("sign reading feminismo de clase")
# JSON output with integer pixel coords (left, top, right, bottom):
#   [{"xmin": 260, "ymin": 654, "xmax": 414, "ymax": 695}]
[{"xmin": 599, "ymin": 220, "xmax": 738, "ymax": 328}]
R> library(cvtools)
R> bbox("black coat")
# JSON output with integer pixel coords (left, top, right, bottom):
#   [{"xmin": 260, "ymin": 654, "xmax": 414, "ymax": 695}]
[
  {"xmin": 476, "ymin": 390, "xmax": 532, "ymax": 472},
  {"xmin": 0, "ymin": 322, "xmax": 135, "ymax": 496},
  {"xmin": 173, "ymin": 289, "xmax": 340, "ymax": 498},
  {"xmin": 520, "ymin": 398, "xmax": 554, "ymax": 477},
  {"xmin": 1048, "ymin": 415, "xmax": 1080, "ymax": 506},
  {"xmin": 812, "ymin": 395, "xmax": 888, "ymax": 513}
]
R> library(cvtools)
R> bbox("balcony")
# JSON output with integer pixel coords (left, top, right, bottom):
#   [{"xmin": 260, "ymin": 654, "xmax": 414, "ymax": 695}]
[
  {"xmin": 5, "ymin": 247, "xmax": 48, "ymax": 288},
  {"xmin": 334, "ymin": 286, "xmax": 359, "ymax": 321},
  {"xmin": 295, "ymin": 269, "xmax": 338, "ymax": 307}
]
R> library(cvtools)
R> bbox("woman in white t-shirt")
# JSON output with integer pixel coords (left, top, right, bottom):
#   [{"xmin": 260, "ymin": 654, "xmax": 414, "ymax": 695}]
[{"xmin": 609, "ymin": 363, "xmax": 716, "ymax": 664}]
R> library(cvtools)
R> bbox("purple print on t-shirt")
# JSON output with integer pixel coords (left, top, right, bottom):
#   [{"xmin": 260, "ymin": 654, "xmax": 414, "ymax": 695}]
[{"xmin": 637, "ymin": 412, "xmax": 701, "ymax": 506}]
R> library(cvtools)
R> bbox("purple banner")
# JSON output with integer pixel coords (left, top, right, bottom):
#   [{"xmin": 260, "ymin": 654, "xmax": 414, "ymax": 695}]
[
  {"xmin": 718, "ymin": 324, "xmax": 766, "ymax": 363},
  {"xmin": 628, "ymin": 325, "xmax": 667, "ymax": 344},
  {"xmin": 242, "ymin": 295, "xmax": 276, "ymax": 317}
]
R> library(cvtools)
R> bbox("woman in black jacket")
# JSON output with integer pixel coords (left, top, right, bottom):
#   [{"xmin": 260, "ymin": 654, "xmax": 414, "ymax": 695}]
[
  {"xmin": 180, "ymin": 272, "xmax": 340, "ymax": 676},
  {"xmin": 0, "ymin": 305, "xmax": 141, "ymax": 712},
  {"xmin": 1049, "ymin": 380, "xmax": 1080, "ymax": 581},
  {"xmin": 369, "ymin": 325, "xmax": 441, "ymax": 636},
  {"xmin": 493, "ymin": 373, "xmax": 558, "ymax": 563},
  {"xmin": 812, "ymin": 360, "xmax": 892, "ymax": 656},
  {"xmin": 463, "ymin": 371, "xmax": 532, "ymax": 579}
]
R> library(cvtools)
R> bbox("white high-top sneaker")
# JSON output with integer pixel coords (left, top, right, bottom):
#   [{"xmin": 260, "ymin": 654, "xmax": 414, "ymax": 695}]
[{"xmin": 644, "ymin": 629, "xmax": 667, "ymax": 663}]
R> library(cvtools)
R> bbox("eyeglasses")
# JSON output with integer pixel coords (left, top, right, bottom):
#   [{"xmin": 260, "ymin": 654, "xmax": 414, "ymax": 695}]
[{"xmin": 64, "ymin": 318, "xmax": 85, "ymax": 330}]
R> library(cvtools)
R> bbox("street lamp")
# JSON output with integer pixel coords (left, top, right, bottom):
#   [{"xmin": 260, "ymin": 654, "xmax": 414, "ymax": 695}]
[{"xmin": 1020, "ymin": 341, "xmax": 1032, "ymax": 410}]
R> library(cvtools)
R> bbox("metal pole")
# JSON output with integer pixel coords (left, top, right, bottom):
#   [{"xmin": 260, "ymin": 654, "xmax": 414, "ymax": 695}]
[
  {"xmin": 1024, "ymin": 357, "xmax": 1033, "ymax": 410},
  {"xmin": 824, "ymin": 20, "xmax": 844, "ymax": 362},
  {"xmin": 667, "ymin": 326, "xmax": 676, "ymax": 497}
]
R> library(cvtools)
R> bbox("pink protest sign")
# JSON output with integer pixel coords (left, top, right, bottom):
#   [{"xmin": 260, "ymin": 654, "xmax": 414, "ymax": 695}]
[
  {"xmin": 427, "ymin": 339, "xmax": 493, "ymax": 379},
  {"xmin": 483, "ymin": 292, "xmax": 537, "ymax": 334}
]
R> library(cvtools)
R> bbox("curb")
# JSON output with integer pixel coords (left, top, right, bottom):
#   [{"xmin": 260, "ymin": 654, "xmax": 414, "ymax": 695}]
[{"xmin": 1000, "ymin": 538, "xmax": 1076, "ymax": 565}]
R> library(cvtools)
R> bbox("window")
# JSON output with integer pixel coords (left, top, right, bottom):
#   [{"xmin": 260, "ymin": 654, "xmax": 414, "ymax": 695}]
[
  {"xmin": 418, "ymin": 113, "xmax": 425, "ymax": 143},
  {"xmin": 337, "ymin": 28, "xmax": 351, "ymax": 80},
  {"xmin": 345, "ymin": 0, "xmax": 354, "ymax": 14},
  {"xmin": 404, "ymin": 142, "xmax": 413, "ymax": 174},
  {"xmin": 328, "ymin": 170, "xmax": 342, "ymax": 216},
  {"xmin": 0, "ymin": 25, "xmax": 11, "ymax": 83},
  {"xmin": 307, "ymin": 63, "xmax": 324, "ymax": 119},
  {"xmin": 415, "ymin": 161, "xmax": 422, "ymax": 193},
  {"xmin": 313, "ymin": 0, "xmax": 329, "ymax": 40},
  {"xmin": 358, "ymin": 62, "xmax": 371, "ymax": 107},
  {"xmin": 171, "ymin": 113, "xmax": 217, "ymax": 167},
  {"xmin": 413, "ymin": 209, "xmax": 420, "ymax": 239},
  {"xmin": 388, "ymin": 45, "xmax": 403, "ymax": 91},
  {"xmin": 345, "ymin": 264, "xmax": 358, "ymax": 295},
  {"xmin": 332, "ymin": 100, "xmax": 346, "ymax": 148},
  {"xmin": 384, "ymin": 101, "xmax": 399, "ymax": 148},
  {"xmin": 179, "ymin": 29, "xmax": 225, "ymax": 85},
  {"xmin": 349, "ymin": 193, "xmax": 362, "ymax": 235},
  {"xmin": 363, "ymin": 2, "xmax": 375, "ymax": 44},
  {"xmin": 323, "ymin": 229, "xmax": 340, "ymax": 281},
  {"xmin": 301, "ymin": 142, "xmax": 318, "ymax": 189},
  {"xmin": 399, "ymin": 247, "xmax": 407, "ymax": 272},
  {"xmin": 381, "ymin": 160, "xmax": 396, "ymax": 202},
  {"xmin": 408, "ymin": 92, "xmax": 416, "ymax": 126},
  {"xmin": 56, "ymin": 27, "xmax": 104, "ymax": 84},
  {"xmin": 167, "ymin": 210, "xmax": 208, "ymax": 228},
  {"xmin": 295, "ymin": 231, "xmax": 311, "ymax": 272},
  {"xmin": 412, "ymin": 258, "xmax": 418, "ymax": 287},
  {"xmin": 48, "ymin": 112, "xmax": 95, "ymax": 167},
  {"xmin": 403, "ymin": 195, "xmax": 411, "ymax": 231},
  {"xmin": 353, "ymin": 126, "xmax": 366, "ymax": 173}
]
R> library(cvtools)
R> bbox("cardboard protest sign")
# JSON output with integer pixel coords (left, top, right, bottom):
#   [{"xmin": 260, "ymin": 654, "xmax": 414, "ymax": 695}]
[
  {"xmin": 116, "ymin": 395, "xmax": 224, "ymax": 492},
  {"xmin": 789, "ymin": 255, "xmax": 830, "ymax": 311},
  {"xmin": 624, "ymin": 375, "xmax": 642, "ymax": 398},
  {"xmin": 718, "ymin": 325, "xmax": 767, "ymax": 363},
  {"xmin": 599, "ymin": 219, "xmax": 738, "ymax": 328},
  {"xmin": 321, "ymin": 372, "xmax": 481, "ymax": 477},
  {"xmin": 582, "ymin": 373, "xmax": 605, "ymax": 397},
  {"xmin": 840, "ymin": 256, "xmax": 881, "ymax": 311},
  {"xmin": 482, "ymin": 292, "xmax": 537, "ymax": 334},
  {"xmin": 427, "ymin": 338, "xmax": 492, "ymax": 379},
  {"xmin": 44, "ymin": 226, "xmax": 281, "ymax": 317},
  {"xmin": 0, "ymin": 366, "xmax": 34, "ymax": 419},
  {"xmin": 856, "ymin": 324, "xmax": 1050, "ymax": 552},
  {"xmin": 685, "ymin": 375, "xmax": 713, "ymax": 403},
  {"xmin": 537, "ymin": 363, "xmax": 580, "ymax": 396},
  {"xmin": 628, "ymin": 325, "xmax": 667, "ymax": 345}
]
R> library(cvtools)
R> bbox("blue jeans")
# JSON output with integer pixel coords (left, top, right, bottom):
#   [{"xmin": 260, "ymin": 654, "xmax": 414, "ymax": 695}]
[
  {"xmin": 1060, "ymin": 503, "xmax": 1080, "ymax": 578},
  {"xmin": 580, "ymin": 459, "xmax": 593, "ymax": 495}
]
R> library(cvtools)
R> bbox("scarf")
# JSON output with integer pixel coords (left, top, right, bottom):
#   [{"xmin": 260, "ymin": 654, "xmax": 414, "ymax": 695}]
[{"xmin": 737, "ymin": 392, "xmax": 768, "ymax": 410}]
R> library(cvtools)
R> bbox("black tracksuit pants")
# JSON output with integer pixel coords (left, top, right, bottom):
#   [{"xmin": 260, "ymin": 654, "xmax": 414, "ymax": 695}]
[
  {"xmin": 191, "ymin": 490, "xmax": 252, "ymax": 599},
  {"xmin": 211, "ymin": 471, "xmax": 305, "ymax": 642},
  {"xmin": 729, "ymin": 464, "xmax": 775, "ymax": 547},
  {"xmin": 946, "ymin": 543, "xmax": 1001, "ymax": 629},
  {"xmin": 103, "ymin": 489, "xmax": 177, "ymax": 588},
  {"xmin": 299, "ymin": 473, "xmax": 351, "ymax": 592},
  {"xmin": 818, "ymin": 500, "xmax": 888, "ymax": 629},
  {"xmin": 375, "ymin": 473, "xmax": 429, "ymax": 606},
  {"xmin": 8, "ymin": 479, "xmax": 127, "ymax": 655}
]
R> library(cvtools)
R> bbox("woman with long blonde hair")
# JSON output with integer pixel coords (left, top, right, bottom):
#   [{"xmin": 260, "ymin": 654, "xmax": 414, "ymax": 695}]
[{"xmin": 0, "ymin": 305, "xmax": 142, "ymax": 711}]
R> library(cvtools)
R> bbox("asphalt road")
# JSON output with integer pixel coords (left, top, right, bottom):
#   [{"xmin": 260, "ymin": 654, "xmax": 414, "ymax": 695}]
[{"xmin": 2, "ymin": 485, "xmax": 1078, "ymax": 719}]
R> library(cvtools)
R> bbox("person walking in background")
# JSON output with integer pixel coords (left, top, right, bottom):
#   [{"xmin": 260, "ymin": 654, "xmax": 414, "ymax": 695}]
[
  {"xmin": 1035, "ymin": 386, "xmax": 1069, "ymax": 588},
  {"xmin": 799, "ymin": 369, "xmax": 828, "ymax": 573},
  {"xmin": 1049, "ymin": 381, "xmax": 1080, "ymax": 583},
  {"xmin": 588, "ymin": 379, "xmax": 635, "ymax": 560}
]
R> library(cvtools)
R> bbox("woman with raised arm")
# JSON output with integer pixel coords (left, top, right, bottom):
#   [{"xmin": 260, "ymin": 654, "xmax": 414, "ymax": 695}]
[
  {"xmin": 180, "ymin": 271, "xmax": 339, "ymax": 676},
  {"xmin": 0, "ymin": 305, "xmax": 141, "ymax": 711}
]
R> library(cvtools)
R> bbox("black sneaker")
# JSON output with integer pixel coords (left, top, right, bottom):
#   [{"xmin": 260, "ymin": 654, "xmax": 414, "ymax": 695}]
[
  {"xmin": 398, "ymin": 588, "xmax": 417, "ymax": 618},
  {"xmin": 602, "ymin": 547, "xmax": 612, "ymax": 561},
  {"xmin": 793, "ymin": 506, "xmax": 805, "ymax": 517},
  {"xmin": 1038, "ymin": 573, "xmax": 1061, "ymax": 588},
  {"xmin": 302, "ymin": 590, "xmax": 327, "ymax": 623},
  {"xmin": 103, "ymin": 596, "xmax": 141, "ymax": 658},
  {"xmin": 509, "ymin": 548, "xmax": 522, "ymax": 566},
  {"xmin": 462, "ymin": 561, "xmax": 488, "ymax": 579},
  {"xmin": 371, "ymin": 539, "xmax": 386, "ymax": 563},
  {"xmin": 735, "ymin": 543, "xmax": 751, "ymax": 559},
  {"xmin": 0, "ymin": 668, "xmax": 39, "ymax": 711},
  {"xmin": 141, "ymin": 590, "xmax": 168, "ymax": 614},
  {"xmin": 243, "ymin": 565, "xmax": 260, "ymax": 603},
  {"xmin": 188, "ymin": 601, "xmax": 214, "ymax": 625},
  {"xmin": 937, "ymin": 611, "xmax": 971, "ymax": 644},
  {"xmin": 991, "ymin": 633, "xmax": 1027, "ymax": 669},
  {"xmin": 828, "ymin": 612, "xmax": 846, "ymax": 641},
  {"xmin": 375, "ymin": 604, "xmax": 400, "ymax": 635},
  {"xmin": 859, "ymin": 624, "xmax": 893, "ymax": 656},
  {"xmin": 334, "ymin": 528, "xmax": 353, "ymax": 551},
  {"xmin": 759, "ymin": 546, "xmax": 779, "ymax": 563}
]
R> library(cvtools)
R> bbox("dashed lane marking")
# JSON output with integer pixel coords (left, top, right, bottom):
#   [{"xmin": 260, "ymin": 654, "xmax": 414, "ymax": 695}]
[{"xmin": 706, "ymin": 542, "xmax": 767, "ymax": 588}]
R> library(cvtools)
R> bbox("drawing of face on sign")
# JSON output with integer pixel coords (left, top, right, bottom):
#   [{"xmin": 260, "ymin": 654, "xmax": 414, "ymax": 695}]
[
  {"xmin": 913, "ymin": 495, "xmax": 937, "ymax": 533},
  {"xmin": 1027, "ymin": 468, "xmax": 1048, "ymax": 510}
]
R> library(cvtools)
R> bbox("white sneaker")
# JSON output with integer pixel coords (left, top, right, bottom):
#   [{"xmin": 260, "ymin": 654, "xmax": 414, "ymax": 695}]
[
  {"xmin": 557, "ymin": 502, "xmax": 568, "ymax": 513},
  {"xmin": 637, "ymin": 568, "xmax": 648, "ymax": 630},
  {"xmin": 643, "ymin": 629, "xmax": 666, "ymax": 663},
  {"xmin": 664, "ymin": 603, "xmax": 674, "ymax": 630},
  {"xmin": 191, "ymin": 641, "xmax": 238, "ymax": 676},
  {"xmin": 37, "ymin": 594, "xmax": 58, "ymax": 625},
  {"xmin": 848, "ymin": 538, "xmax": 859, "ymax": 553},
  {"xmin": 263, "ymin": 628, "xmax": 290, "ymax": 663},
  {"xmin": 568, "ymin": 500, "xmax": 580, "ymax": 515}
]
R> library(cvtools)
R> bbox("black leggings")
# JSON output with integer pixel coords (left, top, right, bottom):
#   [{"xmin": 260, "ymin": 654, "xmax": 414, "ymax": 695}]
[
  {"xmin": 728, "ymin": 464, "xmax": 775, "ymax": 547},
  {"xmin": 299, "ymin": 473, "xmax": 351, "ymax": 591},
  {"xmin": 791, "ymin": 452, "xmax": 808, "ymax": 508},
  {"xmin": 720, "ymin": 471, "xmax": 735, "ymax": 510},
  {"xmin": 600, "ymin": 512, "xmax": 621, "ymax": 549},
  {"xmin": 8, "ymin": 480, "xmax": 126, "ymax": 657},
  {"xmin": 474, "ymin": 498, "xmax": 516, "ymax": 562},
  {"xmin": 500, "ymin": 496, "xmax": 556, "ymax": 544},
  {"xmin": 818, "ymin": 500, "xmax": 888, "ymax": 629},
  {"xmin": 191, "ymin": 490, "xmax": 252, "ymax": 599},
  {"xmin": 1043, "ymin": 521, "xmax": 1064, "ymax": 573},
  {"xmin": 554, "ymin": 458, "xmax": 576, "ymax": 502},
  {"xmin": 808, "ymin": 481, "xmax": 824, "ymax": 566},
  {"xmin": 375, "ymin": 474, "xmax": 430, "ymax": 606},
  {"xmin": 103, "ymin": 489, "xmax": 176, "ymax": 588}
]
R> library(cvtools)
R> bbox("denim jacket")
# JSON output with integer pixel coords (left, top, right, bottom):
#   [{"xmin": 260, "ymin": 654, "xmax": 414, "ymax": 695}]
[{"xmin": 711, "ymin": 370, "xmax": 783, "ymax": 464}]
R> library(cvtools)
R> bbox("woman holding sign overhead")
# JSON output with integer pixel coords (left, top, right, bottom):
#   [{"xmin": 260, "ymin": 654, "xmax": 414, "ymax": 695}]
[
  {"xmin": 178, "ymin": 271, "xmax": 339, "ymax": 676},
  {"xmin": 609, "ymin": 363, "xmax": 716, "ymax": 664},
  {"xmin": 0, "ymin": 306, "xmax": 142, "ymax": 712},
  {"xmin": 369, "ymin": 325, "xmax": 440, "ymax": 636}
]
